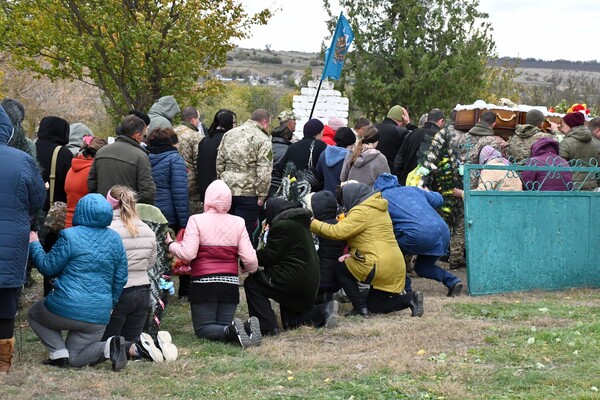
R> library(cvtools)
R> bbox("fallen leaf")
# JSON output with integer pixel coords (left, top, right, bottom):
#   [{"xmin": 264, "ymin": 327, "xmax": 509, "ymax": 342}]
[
  {"xmin": 527, "ymin": 337, "xmax": 535, "ymax": 344},
  {"xmin": 418, "ymin": 349, "xmax": 426, "ymax": 356},
  {"xmin": 288, "ymin": 376, "xmax": 294, "ymax": 381}
]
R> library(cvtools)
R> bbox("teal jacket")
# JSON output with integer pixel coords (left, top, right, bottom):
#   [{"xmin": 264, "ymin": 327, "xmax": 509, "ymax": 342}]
[{"xmin": 30, "ymin": 193, "xmax": 128, "ymax": 325}]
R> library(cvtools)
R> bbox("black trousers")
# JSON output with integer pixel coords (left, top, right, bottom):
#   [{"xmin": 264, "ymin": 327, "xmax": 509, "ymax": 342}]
[
  {"xmin": 102, "ymin": 286, "xmax": 150, "ymax": 341},
  {"xmin": 244, "ymin": 272, "xmax": 326, "ymax": 334},
  {"xmin": 336, "ymin": 263, "xmax": 412, "ymax": 314}
]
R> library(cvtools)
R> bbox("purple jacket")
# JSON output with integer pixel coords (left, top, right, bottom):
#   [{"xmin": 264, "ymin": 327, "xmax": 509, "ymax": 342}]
[{"xmin": 521, "ymin": 137, "xmax": 572, "ymax": 191}]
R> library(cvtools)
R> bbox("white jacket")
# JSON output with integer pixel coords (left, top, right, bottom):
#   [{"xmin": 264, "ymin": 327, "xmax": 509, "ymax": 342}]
[{"xmin": 109, "ymin": 209, "xmax": 156, "ymax": 288}]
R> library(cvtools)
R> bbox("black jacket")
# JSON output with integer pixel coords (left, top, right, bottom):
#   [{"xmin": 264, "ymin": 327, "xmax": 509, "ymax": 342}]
[
  {"xmin": 375, "ymin": 118, "xmax": 413, "ymax": 170},
  {"xmin": 393, "ymin": 122, "xmax": 440, "ymax": 185},
  {"xmin": 35, "ymin": 116, "xmax": 73, "ymax": 211},
  {"xmin": 280, "ymin": 137, "xmax": 327, "ymax": 173},
  {"xmin": 311, "ymin": 191, "xmax": 344, "ymax": 293},
  {"xmin": 197, "ymin": 129, "xmax": 226, "ymax": 203},
  {"xmin": 270, "ymin": 136, "xmax": 292, "ymax": 195}
]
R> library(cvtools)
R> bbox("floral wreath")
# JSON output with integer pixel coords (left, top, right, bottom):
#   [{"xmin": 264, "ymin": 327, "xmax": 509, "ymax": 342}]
[{"xmin": 549, "ymin": 100, "xmax": 593, "ymax": 117}]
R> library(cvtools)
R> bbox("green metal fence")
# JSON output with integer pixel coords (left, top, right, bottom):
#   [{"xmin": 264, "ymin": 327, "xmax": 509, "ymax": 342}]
[{"xmin": 463, "ymin": 162, "xmax": 600, "ymax": 295}]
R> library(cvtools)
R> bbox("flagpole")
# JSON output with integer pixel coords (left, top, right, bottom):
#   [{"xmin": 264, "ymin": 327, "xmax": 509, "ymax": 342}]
[
  {"xmin": 309, "ymin": 12, "xmax": 342, "ymax": 120},
  {"xmin": 309, "ymin": 79, "xmax": 323, "ymax": 120}
]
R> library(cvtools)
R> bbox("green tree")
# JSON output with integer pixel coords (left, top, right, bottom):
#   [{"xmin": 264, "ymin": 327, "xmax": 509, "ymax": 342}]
[
  {"xmin": 324, "ymin": 0, "xmax": 495, "ymax": 120},
  {"xmin": 0, "ymin": 1, "xmax": 270, "ymax": 120},
  {"xmin": 300, "ymin": 67, "xmax": 313, "ymax": 88}
]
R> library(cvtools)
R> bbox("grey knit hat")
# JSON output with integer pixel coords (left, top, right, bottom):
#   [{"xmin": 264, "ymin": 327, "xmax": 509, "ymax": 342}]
[{"xmin": 526, "ymin": 109, "xmax": 545, "ymax": 126}]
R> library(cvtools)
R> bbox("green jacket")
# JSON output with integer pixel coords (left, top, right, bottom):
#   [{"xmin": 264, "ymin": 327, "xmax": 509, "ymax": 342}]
[
  {"xmin": 559, "ymin": 125, "xmax": 600, "ymax": 190},
  {"xmin": 258, "ymin": 207, "xmax": 320, "ymax": 312},
  {"xmin": 311, "ymin": 192, "xmax": 406, "ymax": 294},
  {"xmin": 88, "ymin": 135, "xmax": 156, "ymax": 204},
  {"xmin": 216, "ymin": 120, "xmax": 272, "ymax": 198}
]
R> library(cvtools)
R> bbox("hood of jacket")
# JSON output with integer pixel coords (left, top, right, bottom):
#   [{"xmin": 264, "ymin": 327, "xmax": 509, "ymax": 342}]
[
  {"xmin": 148, "ymin": 96, "xmax": 180, "ymax": 120},
  {"xmin": 148, "ymin": 147, "xmax": 178, "ymax": 165},
  {"xmin": 373, "ymin": 172, "xmax": 400, "ymax": 192},
  {"xmin": 322, "ymin": 125, "xmax": 335, "ymax": 141},
  {"xmin": 72, "ymin": 193, "xmax": 114, "ymax": 228},
  {"xmin": 0, "ymin": 105, "xmax": 14, "ymax": 145},
  {"xmin": 265, "ymin": 198, "xmax": 303, "ymax": 226},
  {"xmin": 271, "ymin": 205, "xmax": 312, "ymax": 228},
  {"xmin": 325, "ymin": 145, "xmax": 350, "ymax": 167},
  {"xmin": 479, "ymin": 145, "xmax": 509, "ymax": 165},
  {"xmin": 67, "ymin": 123, "xmax": 93, "ymax": 152},
  {"xmin": 271, "ymin": 125, "xmax": 294, "ymax": 141},
  {"xmin": 514, "ymin": 124, "xmax": 543, "ymax": 138},
  {"xmin": 70, "ymin": 154, "xmax": 94, "ymax": 172},
  {"xmin": 1, "ymin": 99, "xmax": 25, "ymax": 126},
  {"xmin": 342, "ymin": 182, "xmax": 375, "ymax": 210},
  {"xmin": 204, "ymin": 179, "xmax": 232, "ymax": 214},
  {"xmin": 310, "ymin": 190, "xmax": 337, "ymax": 220},
  {"xmin": 352, "ymin": 148, "xmax": 381, "ymax": 168},
  {"xmin": 531, "ymin": 137, "xmax": 559, "ymax": 157},
  {"xmin": 468, "ymin": 121, "xmax": 494, "ymax": 137},
  {"xmin": 566, "ymin": 125, "xmax": 592, "ymax": 143},
  {"xmin": 36, "ymin": 116, "xmax": 70, "ymax": 145}
]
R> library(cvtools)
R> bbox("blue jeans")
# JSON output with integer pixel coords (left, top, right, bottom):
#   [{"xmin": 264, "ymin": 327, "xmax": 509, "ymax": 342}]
[
  {"xmin": 413, "ymin": 255, "xmax": 460, "ymax": 289},
  {"xmin": 190, "ymin": 302, "xmax": 237, "ymax": 340},
  {"xmin": 230, "ymin": 196, "xmax": 259, "ymax": 238}
]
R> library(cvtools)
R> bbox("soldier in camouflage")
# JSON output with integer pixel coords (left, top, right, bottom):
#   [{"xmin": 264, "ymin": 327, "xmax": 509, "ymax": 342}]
[
  {"xmin": 174, "ymin": 106, "xmax": 205, "ymax": 215},
  {"xmin": 446, "ymin": 120, "xmax": 467, "ymax": 269},
  {"xmin": 508, "ymin": 109, "xmax": 554, "ymax": 163},
  {"xmin": 216, "ymin": 109, "xmax": 273, "ymax": 237}
]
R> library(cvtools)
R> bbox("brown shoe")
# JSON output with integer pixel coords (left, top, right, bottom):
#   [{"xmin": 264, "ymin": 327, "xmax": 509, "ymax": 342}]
[{"xmin": 0, "ymin": 337, "xmax": 15, "ymax": 373}]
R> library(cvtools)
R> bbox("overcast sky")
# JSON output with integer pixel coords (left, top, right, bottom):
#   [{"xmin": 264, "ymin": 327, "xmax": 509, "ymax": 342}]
[{"xmin": 236, "ymin": 0, "xmax": 600, "ymax": 62}]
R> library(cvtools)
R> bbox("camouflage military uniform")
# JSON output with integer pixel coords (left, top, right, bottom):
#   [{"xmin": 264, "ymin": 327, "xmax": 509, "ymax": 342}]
[
  {"xmin": 463, "ymin": 122, "xmax": 509, "ymax": 189},
  {"xmin": 216, "ymin": 119, "xmax": 273, "ymax": 199},
  {"xmin": 447, "ymin": 124, "xmax": 468, "ymax": 269},
  {"xmin": 508, "ymin": 124, "xmax": 554, "ymax": 163},
  {"xmin": 174, "ymin": 122, "xmax": 204, "ymax": 215},
  {"xmin": 420, "ymin": 128, "xmax": 461, "ymax": 229}
]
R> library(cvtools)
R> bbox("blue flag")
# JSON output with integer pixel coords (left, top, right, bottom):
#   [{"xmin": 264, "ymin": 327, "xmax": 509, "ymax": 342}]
[{"xmin": 321, "ymin": 13, "xmax": 354, "ymax": 81}]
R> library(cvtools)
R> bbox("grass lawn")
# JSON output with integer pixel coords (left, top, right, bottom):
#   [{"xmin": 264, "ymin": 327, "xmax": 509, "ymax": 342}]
[{"xmin": 2, "ymin": 270, "xmax": 599, "ymax": 400}]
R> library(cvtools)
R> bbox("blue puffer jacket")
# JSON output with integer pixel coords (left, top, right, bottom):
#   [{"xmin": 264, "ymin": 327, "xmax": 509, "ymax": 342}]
[
  {"xmin": 149, "ymin": 148, "xmax": 189, "ymax": 228},
  {"xmin": 29, "ymin": 193, "xmax": 128, "ymax": 325},
  {"xmin": 374, "ymin": 173, "xmax": 449, "ymax": 256},
  {"xmin": 0, "ymin": 106, "xmax": 46, "ymax": 289}
]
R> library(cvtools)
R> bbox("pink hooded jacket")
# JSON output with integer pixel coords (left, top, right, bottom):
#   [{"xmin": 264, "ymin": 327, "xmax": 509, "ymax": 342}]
[{"xmin": 168, "ymin": 180, "xmax": 258, "ymax": 276}]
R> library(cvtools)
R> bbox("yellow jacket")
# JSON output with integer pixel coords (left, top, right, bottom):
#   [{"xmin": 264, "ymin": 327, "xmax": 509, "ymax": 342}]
[{"xmin": 311, "ymin": 192, "xmax": 405, "ymax": 294}]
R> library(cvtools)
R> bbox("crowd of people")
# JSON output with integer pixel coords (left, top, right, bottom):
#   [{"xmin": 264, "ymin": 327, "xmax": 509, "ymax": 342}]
[{"xmin": 1, "ymin": 94, "xmax": 599, "ymax": 375}]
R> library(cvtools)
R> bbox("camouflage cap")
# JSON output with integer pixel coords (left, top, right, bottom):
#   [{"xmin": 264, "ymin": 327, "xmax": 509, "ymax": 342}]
[{"xmin": 277, "ymin": 110, "xmax": 296, "ymax": 122}]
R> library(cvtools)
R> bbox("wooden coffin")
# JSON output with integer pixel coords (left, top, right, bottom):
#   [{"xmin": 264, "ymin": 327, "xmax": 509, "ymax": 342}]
[{"xmin": 455, "ymin": 108, "xmax": 526, "ymax": 132}]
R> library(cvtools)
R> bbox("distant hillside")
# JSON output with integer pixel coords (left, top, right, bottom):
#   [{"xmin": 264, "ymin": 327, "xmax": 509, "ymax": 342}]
[
  {"xmin": 490, "ymin": 57, "xmax": 600, "ymax": 73},
  {"xmin": 224, "ymin": 48, "xmax": 600, "ymax": 79}
]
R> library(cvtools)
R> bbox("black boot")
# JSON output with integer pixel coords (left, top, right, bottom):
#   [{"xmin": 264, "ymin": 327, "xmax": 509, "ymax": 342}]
[
  {"xmin": 224, "ymin": 318, "xmax": 251, "ymax": 348},
  {"xmin": 345, "ymin": 307, "xmax": 369, "ymax": 317},
  {"xmin": 243, "ymin": 316, "xmax": 262, "ymax": 347}
]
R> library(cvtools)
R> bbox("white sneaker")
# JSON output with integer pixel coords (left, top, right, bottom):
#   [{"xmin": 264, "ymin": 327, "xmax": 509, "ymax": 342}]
[
  {"xmin": 156, "ymin": 331, "xmax": 178, "ymax": 362},
  {"xmin": 136, "ymin": 332, "xmax": 164, "ymax": 363}
]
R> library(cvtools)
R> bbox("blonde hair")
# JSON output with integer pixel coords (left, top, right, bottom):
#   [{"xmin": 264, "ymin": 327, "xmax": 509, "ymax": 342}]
[
  {"xmin": 350, "ymin": 125, "xmax": 379, "ymax": 166},
  {"xmin": 109, "ymin": 185, "xmax": 139, "ymax": 237}
]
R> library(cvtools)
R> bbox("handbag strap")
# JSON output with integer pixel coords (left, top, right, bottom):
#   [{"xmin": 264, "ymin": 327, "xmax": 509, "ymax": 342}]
[
  {"xmin": 308, "ymin": 141, "xmax": 315, "ymax": 168},
  {"xmin": 48, "ymin": 146, "xmax": 61, "ymax": 204}
]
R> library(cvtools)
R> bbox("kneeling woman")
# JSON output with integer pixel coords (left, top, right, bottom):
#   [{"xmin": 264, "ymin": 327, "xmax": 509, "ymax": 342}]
[
  {"xmin": 311, "ymin": 183, "xmax": 424, "ymax": 317},
  {"xmin": 28, "ymin": 194, "xmax": 129, "ymax": 371},
  {"xmin": 166, "ymin": 180, "xmax": 260, "ymax": 348}
]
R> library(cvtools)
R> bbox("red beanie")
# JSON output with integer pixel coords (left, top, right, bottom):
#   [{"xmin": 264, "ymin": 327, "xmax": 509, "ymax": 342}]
[{"xmin": 563, "ymin": 112, "xmax": 585, "ymax": 128}]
